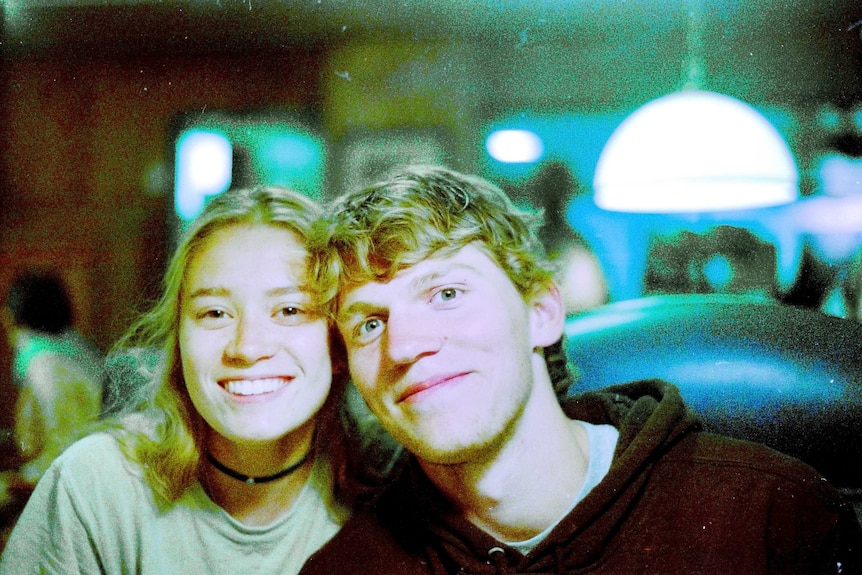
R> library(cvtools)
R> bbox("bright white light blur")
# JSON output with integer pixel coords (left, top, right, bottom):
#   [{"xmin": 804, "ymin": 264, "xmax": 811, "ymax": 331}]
[
  {"xmin": 593, "ymin": 91, "xmax": 799, "ymax": 213},
  {"xmin": 818, "ymin": 154, "xmax": 862, "ymax": 197},
  {"xmin": 174, "ymin": 131, "xmax": 232, "ymax": 221},
  {"xmin": 486, "ymin": 129, "xmax": 544, "ymax": 163}
]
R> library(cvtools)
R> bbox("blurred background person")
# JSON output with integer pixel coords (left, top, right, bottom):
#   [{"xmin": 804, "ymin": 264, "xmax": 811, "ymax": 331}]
[
  {"xmin": 843, "ymin": 248, "xmax": 862, "ymax": 322},
  {"xmin": 0, "ymin": 270, "xmax": 105, "ymax": 510},
  {"xmin": 525, "ymin": 161, "xmax": 608, "ymax": 315}
]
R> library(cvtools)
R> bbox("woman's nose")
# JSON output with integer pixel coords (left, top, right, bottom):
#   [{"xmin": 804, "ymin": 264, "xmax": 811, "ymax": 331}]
[{"xmin": 224, "ymin": 316, "xmax": 277, "ymax": 364}]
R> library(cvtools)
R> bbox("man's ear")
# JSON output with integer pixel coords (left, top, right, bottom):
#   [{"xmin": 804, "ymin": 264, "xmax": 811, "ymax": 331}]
[{"xmin": 529, "ymin": 281, "xmax": 565, "ymax": 349}]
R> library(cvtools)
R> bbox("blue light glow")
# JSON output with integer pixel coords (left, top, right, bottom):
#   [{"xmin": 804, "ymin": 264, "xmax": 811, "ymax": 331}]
[
  {"xmin": 255, "ymin": 132, "xmax": 325, "ymax": 198},
  {"xmin": 485, "ymin": 129, "xmax": 544, "ymax": 163},
  {"xmin": 173, "ymin": 119, "xmax": 326, "ymax": 224},
  {"xmin": 174, "ymin": 130, "xmax": 232, "ymax": 221},
  {"xmin": 481, "ymin": 113, "xmax": 626, "ymax": 185},
  {"xmin": 703, "ymin": 254, "xmax": 734, "ymax": 290}
]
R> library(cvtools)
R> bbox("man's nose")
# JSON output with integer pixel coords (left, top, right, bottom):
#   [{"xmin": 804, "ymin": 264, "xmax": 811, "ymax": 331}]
[{"xmin": 384, "ymin": 308, "xmax": 444, "ymax": 365}]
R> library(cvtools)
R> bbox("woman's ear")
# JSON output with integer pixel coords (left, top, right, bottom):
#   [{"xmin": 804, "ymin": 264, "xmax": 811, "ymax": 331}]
[{"xmin": 529, "ymin": 281, "xmax": 565, "ymax": 349}]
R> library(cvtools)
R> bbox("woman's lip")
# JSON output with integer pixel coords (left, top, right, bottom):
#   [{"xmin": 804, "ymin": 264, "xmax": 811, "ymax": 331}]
[
  {"xmin": 396, "ymin": 372, "xmax": 469, "ymax": 403},
  {"xmin": 218, "ymin": 376, "xmax": 293, "ymax": 397},
  {"xmin": 218, "ymin": 375, "xmax": 293, "ymax": 384}
]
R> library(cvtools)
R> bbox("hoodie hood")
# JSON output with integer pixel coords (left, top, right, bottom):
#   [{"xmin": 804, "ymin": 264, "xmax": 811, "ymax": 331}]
[{"xmin": 302, "ymin": 377, "xmax": 860, "ymax": 575}]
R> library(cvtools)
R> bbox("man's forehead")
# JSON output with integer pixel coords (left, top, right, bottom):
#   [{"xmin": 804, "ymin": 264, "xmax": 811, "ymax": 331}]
[
  {"xmin": 336, "ymin": 260, "xmax": 450, "ymax": 310},
  {"xmin": 336, "ymin": 244, "xmax": 501, "ymax": 309}
]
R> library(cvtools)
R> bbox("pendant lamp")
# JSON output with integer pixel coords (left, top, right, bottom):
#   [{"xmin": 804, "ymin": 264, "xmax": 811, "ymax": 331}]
[{"xmin": 592, "ymin": 2, "xmax": 799, "ymax": 213}]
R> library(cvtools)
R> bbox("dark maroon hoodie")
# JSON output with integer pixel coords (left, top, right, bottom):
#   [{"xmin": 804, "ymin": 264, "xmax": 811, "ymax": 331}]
[{"xmin": 302, "ymin": 380, "xmax": 861, "ymax": 574}]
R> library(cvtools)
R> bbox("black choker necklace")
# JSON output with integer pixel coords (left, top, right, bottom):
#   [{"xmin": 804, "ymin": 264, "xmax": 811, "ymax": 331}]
[{"xmin": 206, "ymin": 449, "xmax": 313, "ymax": 485}]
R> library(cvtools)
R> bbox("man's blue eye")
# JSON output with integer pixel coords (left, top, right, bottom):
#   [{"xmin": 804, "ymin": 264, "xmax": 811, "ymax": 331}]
[
  {"xmin": 439, "ymin": 288, "xmax": 458, "ymax": 301},
  {"xmin": 360, "ymin": 318, "xmax": 382, "ymax": 335}
]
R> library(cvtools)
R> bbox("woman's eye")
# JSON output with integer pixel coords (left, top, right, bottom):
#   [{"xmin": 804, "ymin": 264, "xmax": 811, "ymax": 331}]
[
  {"xmin": 194, "ymin": 308, "xmax": 232, "ymax": 327},
  {"xmin": 277, "ymin": 306, "xmax": 300, "ymax": 317},
  {"xmin": 274, "ymin": 305, "xmax": 309, "ymax": 324}
]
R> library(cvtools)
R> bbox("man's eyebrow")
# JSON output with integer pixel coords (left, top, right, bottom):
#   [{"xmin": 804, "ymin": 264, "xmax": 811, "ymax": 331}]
[
  {"xmin": 409, "ymin": 263, "xmax": 476, "ymax": 292},
  {"xmin": 337, "ymin": 263, "xmax": 478, "ymax": 322},
  {"xmin": 336, "ymin": 300, "xmax": 381, "ymax": 325}
]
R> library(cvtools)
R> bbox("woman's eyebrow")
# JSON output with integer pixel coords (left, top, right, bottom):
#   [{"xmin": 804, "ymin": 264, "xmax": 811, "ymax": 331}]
[
  {"xmin": 265, "ymin": 286, "xmax": 304, "ymax": 298},
  {"xmin": 186, "ymin": 285, "xmax": 304, "ymax": 300},
  {"xmin": 187, "ymin": 286, "xmax": 230, "ymax": 299}
]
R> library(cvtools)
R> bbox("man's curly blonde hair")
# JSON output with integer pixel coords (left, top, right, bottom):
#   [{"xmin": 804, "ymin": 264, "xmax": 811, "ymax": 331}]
[{"xmin": 311, "ymin": 165, "xmax": 556, "ymax": 314}]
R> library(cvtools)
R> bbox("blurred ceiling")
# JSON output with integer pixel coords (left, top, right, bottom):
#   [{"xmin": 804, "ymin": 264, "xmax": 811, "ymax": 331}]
[
  {"xmin": 3, "ymin": 0, "xmax": 861, "ymax": 56},
  {"xmin": 2, "ymin": 1, "xmax": 861, "ymax": 108}
]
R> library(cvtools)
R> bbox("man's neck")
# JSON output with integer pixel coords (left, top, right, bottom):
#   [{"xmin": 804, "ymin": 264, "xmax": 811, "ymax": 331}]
[{"xmin": 419, "ymin": 384, "xmax": 590, "ymax": 542}]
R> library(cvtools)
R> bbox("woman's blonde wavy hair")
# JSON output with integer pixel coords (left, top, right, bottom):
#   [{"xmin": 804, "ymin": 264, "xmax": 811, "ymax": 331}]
[{"xmin": 103, "ymin": 186, "xmax": 349, "ymax": 506}]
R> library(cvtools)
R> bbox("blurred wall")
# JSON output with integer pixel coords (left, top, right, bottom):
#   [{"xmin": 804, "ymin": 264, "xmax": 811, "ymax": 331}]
[
  {"xmin": 0, "ymin": 48, "xmax": 325, "ymax": 351},
  {"xmin": 0, "ymin": 4, "xmax": 860, "ymax": 354}
]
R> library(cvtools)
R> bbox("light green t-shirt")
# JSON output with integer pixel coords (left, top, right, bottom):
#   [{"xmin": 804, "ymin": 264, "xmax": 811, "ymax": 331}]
[{"xmin": 0, "ymin": 433, "xmax": 349, "ymax": 575}]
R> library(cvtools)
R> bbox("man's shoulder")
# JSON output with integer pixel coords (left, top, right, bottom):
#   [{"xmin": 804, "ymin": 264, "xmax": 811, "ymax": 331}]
[
  {"xmin": 664, "ymin": 431, "xmax": 846, "ymax": 506},
  {"xmin": 673, "ymin": 431, "xmax": 822, "ymax": 475},
  {"xmin": 302, "ymin": 464, "xmax": 442, "ymax": 575},
  {"xmin": 301, "ymin": 508, "xmax": 429, "ymax": 575}
]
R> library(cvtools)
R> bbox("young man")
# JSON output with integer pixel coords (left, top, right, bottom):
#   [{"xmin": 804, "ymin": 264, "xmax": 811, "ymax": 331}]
[{"xmin": 302, "ymin": 165, "xmax": 861, "ymax": 574}]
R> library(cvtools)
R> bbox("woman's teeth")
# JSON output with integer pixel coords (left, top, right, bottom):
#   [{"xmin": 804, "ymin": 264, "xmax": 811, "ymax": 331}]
[{"xmin": 225, "ymin": 378, "xmax": 288, "ymax": 396}]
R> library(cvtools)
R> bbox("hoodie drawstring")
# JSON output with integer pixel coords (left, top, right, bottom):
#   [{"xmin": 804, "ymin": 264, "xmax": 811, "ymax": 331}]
[{"xmin": 487, "ymin": 546, "xmax": 513, "ymax": 575}]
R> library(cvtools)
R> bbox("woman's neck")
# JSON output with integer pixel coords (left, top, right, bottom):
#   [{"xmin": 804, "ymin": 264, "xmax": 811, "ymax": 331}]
[
  {"xmin": 202, "ymin": 423, "xmax": 317, "ymax": 526},
  {"xmin": 203, "ymin": 455, "xmax": 315, "ymax": 526}
]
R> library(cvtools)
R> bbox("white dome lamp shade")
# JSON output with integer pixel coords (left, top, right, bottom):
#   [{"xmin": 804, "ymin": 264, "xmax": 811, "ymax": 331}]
[{"xmin": 593, "ymin": 90, "xmax": 799, "ymax": 213}]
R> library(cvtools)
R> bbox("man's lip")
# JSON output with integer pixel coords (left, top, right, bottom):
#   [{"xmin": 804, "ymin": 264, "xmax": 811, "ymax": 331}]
[{"xmin": 396, "ymin": 372, "xmax": 469, "ymax": 403}]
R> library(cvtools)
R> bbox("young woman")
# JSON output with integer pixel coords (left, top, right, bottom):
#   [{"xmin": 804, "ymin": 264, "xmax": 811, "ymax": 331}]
[{"xmin": 0, "ymin": 186, "xmax": 354, "ymax": 574}]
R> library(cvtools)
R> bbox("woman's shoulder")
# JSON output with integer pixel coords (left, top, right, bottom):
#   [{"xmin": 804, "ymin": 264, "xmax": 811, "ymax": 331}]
[
  {"xmin": 60, "ymin": 432, "xmax": 123, "ymax": 459},
  {"xmin": 47, "ymin": 432, "xmax": 144, "ymax": 491}
]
